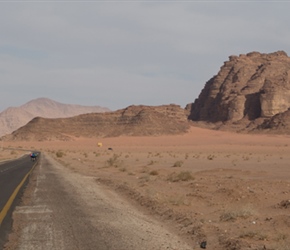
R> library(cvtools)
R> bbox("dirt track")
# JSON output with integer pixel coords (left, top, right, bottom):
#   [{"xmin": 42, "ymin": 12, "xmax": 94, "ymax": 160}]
[{"xmin": 4, "ymin": 154, "xmax": 193, "ymax": 250}]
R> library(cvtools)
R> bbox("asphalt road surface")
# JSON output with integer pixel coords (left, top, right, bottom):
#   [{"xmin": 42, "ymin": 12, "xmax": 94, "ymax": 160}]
[
  {"xmin": 0, "ymin": 154, "xmax": 37, "ymax": 225},
  {"xmin": 4, "ymin": 154, "xmax": 193, "ymax": 250}
]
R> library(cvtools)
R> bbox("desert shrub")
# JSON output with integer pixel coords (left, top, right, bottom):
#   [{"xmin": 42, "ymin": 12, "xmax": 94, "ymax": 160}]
[
  {"xmin": 139, "ymin": 174, "xmax": 150, "ymax": 182},
  {"xmin": 168, "ymin": 195, "xmax": 186, "ymax": 206},
  {"xmin": 148, "ymin": 160, "xmax": 155, "ymax": 165},
  {"xmin": 56, "ymin": 151, "xmax": 65, "ymax": 158},
  {"xmin": 167, "ymin": 171, "xmax": 194, "ymax": 182},
  {"xmin": 275, "ymin": 233, "xmax": 288, "ymax": 241},
  {"xmin": 220, "ymin": 207, "xmax": 254, "ymax": 222},
  {"xmin": 207, "ymin": 154, "xmax": 215, "ymax": 160},
  {"xmin": 239, "ymin": 231, "xmax": 268, "ymax": 240},
  {"xmin": 106, "ymin": 154, "xmax": 120, "ymax": 167},
  {"xmin": 149, "ymin": 170, "xmax": 159, "ymax": 176},
  {"xmin": 172, "ymin": 160, "xmax": 183, "ymax": 168},
  {"xmin": 274, "ymin": 242, "xmax": 290, "ymax": 250}
]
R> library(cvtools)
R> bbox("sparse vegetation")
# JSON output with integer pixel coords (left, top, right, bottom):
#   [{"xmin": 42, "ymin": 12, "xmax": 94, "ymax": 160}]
[
  {"xmin": 106, "ymin": 154, "xmax": 121, "ymax": 167},
  {"xmin": 56, "ymin": 151, "xmax": 65, "ymax": 158},
  {"xmin": 172, "ymin": 160, "xmax": 183, "ymax": 168},
  {"xmin": 149, "ymin": 170, "xmax": 159, "ymax": 176},
  {"xmin": 220, "ymin": 206, "xmax": 255, "ymax": 222},
  {"xmin": 168, "ymin": 195, "xmax": 186, "ymax": 206},
  {"xmin": 148, "ymin": 160, "xmax": 155, "ymax": 165},
  {"xmin": 239, "ymin": 231, "xmax": 268, "ymax": 240},
  {"xmin": 5, "ymin": 123, "xmax": 290, "ymax": 250},
  {"xmin": 207, "ymin": 154, "xmax": 215, "ymax": 160},
  {"xmin": 139, "ymin": 174, "xmax": 150, "ymax": 183},
  {"xmin": 167, "ymin": 171, "xmax": 194, "ymax": 182}
]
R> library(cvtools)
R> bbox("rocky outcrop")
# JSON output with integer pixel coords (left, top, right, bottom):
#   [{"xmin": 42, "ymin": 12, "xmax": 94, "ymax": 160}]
[
  {"xmin": 187, "ymin": 51, "xmax": 290, "ymax": 124},
  {"xmin": 255, "ymin": 109, "xmax": 290, "ymax": 133},
  {"xmin": 4, "ymin": 104, "xmax": 190, "ymax": 141}
]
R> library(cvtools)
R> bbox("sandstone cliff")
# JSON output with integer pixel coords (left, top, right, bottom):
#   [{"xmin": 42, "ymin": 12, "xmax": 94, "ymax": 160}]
[{"xmin": 187, "ymin": 51, "xmax": 290, "ymax": 126}]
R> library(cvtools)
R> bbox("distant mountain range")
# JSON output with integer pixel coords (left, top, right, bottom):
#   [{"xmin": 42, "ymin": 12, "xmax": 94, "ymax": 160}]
[{"xmin": 0, "ymin": 98, "xmax": 110, "ymax": 137}]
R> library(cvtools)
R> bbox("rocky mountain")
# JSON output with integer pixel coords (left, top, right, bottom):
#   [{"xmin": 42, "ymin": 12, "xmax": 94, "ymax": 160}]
[
  {"xmin": 186, "ymin": 51, "xmax": 290, "ymax": 133},
  {"xmin": 0, "ymin": 98, "xmax": 110, "ymax": 136},
  {"xmin": 4, "ymin": 104, "xmax": 190, "ymax": 141}
]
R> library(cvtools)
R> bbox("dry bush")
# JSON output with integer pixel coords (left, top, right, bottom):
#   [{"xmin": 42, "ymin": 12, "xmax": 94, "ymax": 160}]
[
  {"xmin": 149, "ymin": 170, "xmax": 159, "ymax": 176},
  {"xmin": 272, "ymin": 240, "xmax": 290, "ymax": 250},
  {"xmin": 167, "ymin": 171, "xmax": 194, "ymax": 182},
  {"xmin": 239, "ymin": 231, "xmax": 268, "ymax": 240},
  {"xmin": 139, "ymin": 174, "xmax": 150, "ymax": 183},
  {"xmin": 207, "ymin": 154, "xmax": 215, "ymax": 160},
  {"xmin": 106, "ymin": 154, "xmax": 121, "ymax": 167},
  {"xmin": 56, "ymin": 151, "xmax": 65, "ymax": 158},
  {"xmin": 148, "ymin": 160, "xmax": 155, "ymax": 165},
  {"xmin": 172, "ymin": 160, "xmax": 183, "ymax": 168},
  {"xmin": 220, "ymin": 206, "xmax": 255, "ymax": 222},
  {"xmin": 168, "ymin": 195, "xmax": 186, "ymax": 206}
]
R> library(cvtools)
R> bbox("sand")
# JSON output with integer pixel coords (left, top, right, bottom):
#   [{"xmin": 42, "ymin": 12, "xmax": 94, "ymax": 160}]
[{"xmin": 2, "ymin": 126, "xmax": 290, "ymax": 249}]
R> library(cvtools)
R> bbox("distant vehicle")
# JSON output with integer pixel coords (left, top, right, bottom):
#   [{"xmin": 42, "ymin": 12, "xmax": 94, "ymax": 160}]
[{"xmin": 30, "ymin": 152, "xmax": 38, "ymax": 161}]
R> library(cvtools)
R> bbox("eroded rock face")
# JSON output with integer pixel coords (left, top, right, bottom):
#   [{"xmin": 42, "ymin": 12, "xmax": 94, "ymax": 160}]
[{"xmin": 187, "ymin": 51, "xmax": 290, "ymax": 123}]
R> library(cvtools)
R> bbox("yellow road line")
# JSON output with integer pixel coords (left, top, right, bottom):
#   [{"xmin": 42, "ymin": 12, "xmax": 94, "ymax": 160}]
[{"xmin": 0, "ymin": 160, "xmax": 38, "ymax": 226}]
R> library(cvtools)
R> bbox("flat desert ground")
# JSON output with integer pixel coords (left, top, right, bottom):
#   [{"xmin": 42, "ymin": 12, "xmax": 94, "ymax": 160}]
[{"xmin": 1, "ymin": 126, "xmax": 290, "ymax": 250}]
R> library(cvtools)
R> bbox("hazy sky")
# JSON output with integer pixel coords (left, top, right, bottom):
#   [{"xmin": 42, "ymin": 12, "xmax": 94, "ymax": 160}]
[{"xmin": 1, "ymin": 1, "xmax": 289, "ymax": 112}]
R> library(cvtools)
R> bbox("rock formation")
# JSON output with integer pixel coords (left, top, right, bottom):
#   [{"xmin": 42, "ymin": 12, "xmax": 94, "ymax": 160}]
[
  {"xmin": 4, "ymin": 104, "xmax": 190, "ymax": 141},
  {"xmin": 187, "ymin": 51, "xmax": 290, "ymax": 126},
  {"xmin": 256, "ymin": 109, "xmax": 290, "ymax": 133}
]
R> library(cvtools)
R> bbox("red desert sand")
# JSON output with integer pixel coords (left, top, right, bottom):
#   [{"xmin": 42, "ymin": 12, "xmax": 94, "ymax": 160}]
[{"xmin": 1, "ymin": 126, "xmax": 290, "ymax": 249}]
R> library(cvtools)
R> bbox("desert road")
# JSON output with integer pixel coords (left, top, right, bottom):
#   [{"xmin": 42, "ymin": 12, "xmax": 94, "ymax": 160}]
[
  {"xmin": 4, "ymin": 154, "xmax": 193, "ymax": 250},
  {"xmin": 0, "ymin": 154, "xmax": 37, "ymax": 226}
]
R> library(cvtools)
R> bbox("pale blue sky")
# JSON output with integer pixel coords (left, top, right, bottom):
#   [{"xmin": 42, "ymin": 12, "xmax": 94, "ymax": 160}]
[{"xmin": 1, "ymin": 1, "xmax": 289, "ymax": 111}]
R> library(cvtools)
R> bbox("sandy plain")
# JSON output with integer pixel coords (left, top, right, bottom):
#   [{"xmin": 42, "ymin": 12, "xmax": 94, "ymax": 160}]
[{"xmin": 1, "ymin": 126, "xmax": 290, "ymax": 250}]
